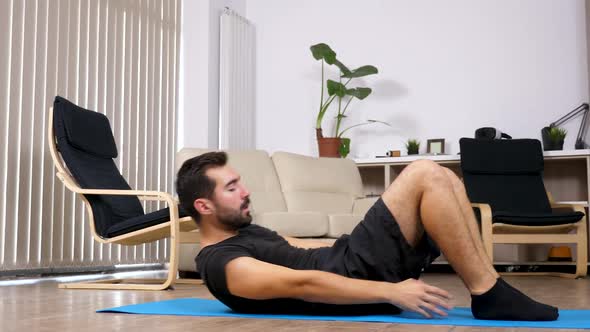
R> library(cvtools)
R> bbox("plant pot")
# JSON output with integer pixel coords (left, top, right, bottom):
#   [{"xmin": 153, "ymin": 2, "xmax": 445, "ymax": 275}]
[
  {"xmin": 407, "ymin": 149, "xmax": 419, "ymax": 155},
  {"xmin": 541, "ymin": 127, "xmax": 565, "ymax": 151},
  {"xmin": 547, "ymin": 140, "xmax": 564, "ymax": 151},
  {"xmin": 317, "ymin": 137, "xmax": 342, "ymax": 158}
]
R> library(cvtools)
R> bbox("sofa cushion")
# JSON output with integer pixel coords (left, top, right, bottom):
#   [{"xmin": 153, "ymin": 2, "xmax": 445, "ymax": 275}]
[
  {"xmin": 282, "ymin": 192, "xmax": 355, "ymax": 214},
  {"xmin": 176, "ymin": 148, "xmax": 210, "ymax": 171},
  {"xmin": 327, "ymin": 214, "xmax": 363, "ymax": 238},
  {"xmin": 272, "ymin": 151, "xmax": 364, "ymax": 213},
  {"xmin": 176, "ymin": 148, "xmax": 287, "ymax": 213},
  {"xmin": 253, "ymin": 211, "xmax": 328, "ymax": 237}
]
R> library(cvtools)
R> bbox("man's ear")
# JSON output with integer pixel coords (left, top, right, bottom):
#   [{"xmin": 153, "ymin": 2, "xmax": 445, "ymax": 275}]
[{"xmin": 194, "ymin": 198, "xmax": 214, "ymax": 216}]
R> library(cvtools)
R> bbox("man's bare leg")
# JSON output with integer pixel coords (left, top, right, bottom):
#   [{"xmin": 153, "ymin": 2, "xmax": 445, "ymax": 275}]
[
  {"xmin": 381, "ymin": 160, "xmax": 558, "ymax": 321},
  {"xmin": 442, "ymin": 168, "xmax": 498, "ymax": 280},
  {"xmin": 381, "ymin": 160, "xmax": 496, "ymax": 294}
]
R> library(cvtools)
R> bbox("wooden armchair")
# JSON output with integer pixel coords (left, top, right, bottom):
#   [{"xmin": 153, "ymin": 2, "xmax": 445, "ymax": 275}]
[
  {"xmin": 460, "ymin": 138, "xmax": 587, "ymax": 278},
  {"xmin": 48, "ymin": 96, "xmax": 199, "ymax": 290}
]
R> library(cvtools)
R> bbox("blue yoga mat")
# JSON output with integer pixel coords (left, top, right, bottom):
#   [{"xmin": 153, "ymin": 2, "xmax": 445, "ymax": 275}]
[{"xmin": 98, "ymin": 298, "xmax": 590, "ymax": 329}]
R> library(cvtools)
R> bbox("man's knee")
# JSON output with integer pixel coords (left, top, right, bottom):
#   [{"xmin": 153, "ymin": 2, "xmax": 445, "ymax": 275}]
[
  {"xmin": 443, "ymin": 167, "xmax": 460, "ymax": 181},
  {"xmin": 406, "ymin": 160, "xmax": 449, "ymax": 189}
]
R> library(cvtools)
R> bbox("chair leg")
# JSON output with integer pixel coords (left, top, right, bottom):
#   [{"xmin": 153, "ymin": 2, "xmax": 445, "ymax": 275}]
[
  {"xmin": 176, "ymin": 278, "xmax": 204, "ymax": 285},
  {"xmin": 59, "ymin": 278, "xmax": 173, "ymax": 290},
  {"xmin": 499, "ymin": 225, "xmax": 587, "ymax": 279},
  {"xmin": 480, "ymin": 208, "xmax": 494, "ymax": 263},
  {"xmin": 59, "ymin": 235, "xmax": 180, "ymax": 290},
  {"xmin": 58, "ymin": 259, "xmax": 177, "ymax": 290},
  {"xmin": 576, "ymin": 218, "xmax": 588, "ymax": 278},
  {"xmin": 58, "ymin": 276, "xmax": 202, "ymax": 290}
]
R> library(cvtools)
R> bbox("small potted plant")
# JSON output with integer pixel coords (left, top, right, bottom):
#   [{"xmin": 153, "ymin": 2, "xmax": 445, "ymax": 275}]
[
  {"xmin": 406, "ymin": 139, "xmax": 420, "ymax": 155},
  {"xmin": 545, "ymin": 127, "xmax": 567, "ymax": 151}
]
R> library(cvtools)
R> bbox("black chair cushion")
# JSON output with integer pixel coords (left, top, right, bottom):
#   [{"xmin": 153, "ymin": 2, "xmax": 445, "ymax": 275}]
[
  {"xmin": 53, "ymin": 96, "xmax": 146, "ymax": 237},
  {"xmin": 460, "ymin": 138, "xmax": 543, "ymax": 174},
  {"xmin": 460, "ymin": 138, "xmax": 552, "ymax": 215},
  {"xmin": 462, "ymin": 173, "xmax": 552, "ymax": 214},
  {"xmin": 493, "ymin": 210, "xmax": 584, "ymax": 226},
  {"xmin": 106, "ymin": 205, "xmax": 190, "ymax": 237},
  {"xmin": 57, "ymin": 96, "xmax": 118, "ymax": 158}
]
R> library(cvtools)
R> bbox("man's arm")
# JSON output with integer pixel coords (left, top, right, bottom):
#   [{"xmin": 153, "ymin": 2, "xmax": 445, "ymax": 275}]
[
  {"xmin": 225, "ymin": 257, "xmax": 452, "ymax": 318},
  {"xmin": 282, "ymin": 236, "xmax": 332, "ymax": 249}
]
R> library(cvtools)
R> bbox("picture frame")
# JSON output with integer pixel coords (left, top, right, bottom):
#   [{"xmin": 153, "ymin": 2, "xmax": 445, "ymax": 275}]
[{"xmin": 427, "ymin": 138, "xmax": 445, "ymax": 154}]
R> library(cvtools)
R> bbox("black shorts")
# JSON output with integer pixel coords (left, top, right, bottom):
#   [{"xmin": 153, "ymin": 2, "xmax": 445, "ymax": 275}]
[{"xmin": 325, "ymin": 198, "xmax": 440, "ymax": 282}]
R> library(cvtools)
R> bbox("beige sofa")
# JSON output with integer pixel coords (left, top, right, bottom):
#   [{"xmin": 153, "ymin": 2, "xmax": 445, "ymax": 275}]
[{"xmin": 175, "ymin": 149, "xmax": 378, "ymax": 272}]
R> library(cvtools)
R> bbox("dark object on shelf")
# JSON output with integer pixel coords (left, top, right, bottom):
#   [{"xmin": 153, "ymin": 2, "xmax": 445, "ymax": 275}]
[
  {"xmin": 475, "ymin": 127, "xmax": 512, "ymax": 140},
  {"xmin": 386, "ymin": 150, "xmax": 401, "ymax": 157},
  {"xmin": 542, "ymin": 103, "xmax": 589, "ymax": 150},
  {"xmin": 426, "ymin": 138, "xmax": 445, "ymax": 154}
]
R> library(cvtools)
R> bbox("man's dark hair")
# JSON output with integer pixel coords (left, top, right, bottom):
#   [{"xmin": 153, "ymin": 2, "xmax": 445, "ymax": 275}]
[{"xmin": 176, "ymin": 152, "xmax": 228, "ymax": 223}]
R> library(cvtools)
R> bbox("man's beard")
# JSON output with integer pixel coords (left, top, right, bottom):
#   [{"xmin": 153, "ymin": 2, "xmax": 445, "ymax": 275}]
[{"xmin": 216, "ymin": 197, "xmax": 252, "ymax": 230}]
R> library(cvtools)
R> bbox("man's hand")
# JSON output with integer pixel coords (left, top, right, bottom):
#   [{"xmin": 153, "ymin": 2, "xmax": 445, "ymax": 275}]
[{"xmin": 389, "ymin": 278, "xmax": 453, "ymax": 318}]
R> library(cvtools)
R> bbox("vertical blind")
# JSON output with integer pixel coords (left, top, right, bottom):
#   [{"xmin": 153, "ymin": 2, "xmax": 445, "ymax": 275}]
[
  {"xmin": 218, "ymin": 8, "xmax": 256, "ymax": 150},
  {"xmin": 0, "ymin": 0, "xmax": 181, "ymax": 272}
]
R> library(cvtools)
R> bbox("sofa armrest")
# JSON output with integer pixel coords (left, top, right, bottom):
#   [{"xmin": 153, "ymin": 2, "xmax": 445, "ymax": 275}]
[{"xmin": 352, "ymin": 196, "xmax": 379, "ymax": 215}]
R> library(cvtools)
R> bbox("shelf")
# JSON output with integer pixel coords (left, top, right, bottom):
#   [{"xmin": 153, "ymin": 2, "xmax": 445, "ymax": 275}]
[{"xmin": 355, "ymin": 149, "xmax": 590, "ymax": 166}]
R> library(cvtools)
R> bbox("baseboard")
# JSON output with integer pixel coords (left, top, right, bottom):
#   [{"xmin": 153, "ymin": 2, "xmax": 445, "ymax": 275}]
[
  {"xmin": 425, "ymin": 263, "xmax": 580, "ymax": 274},
  {"xmin": 0, "ymin": 263, "xmax": 166, "ymax": 278}
]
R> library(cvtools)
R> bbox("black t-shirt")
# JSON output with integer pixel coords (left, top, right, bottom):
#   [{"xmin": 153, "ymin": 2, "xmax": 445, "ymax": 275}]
[{"xmin": 196, "ymin": 224, "xmax": 400, "ymax": 315}]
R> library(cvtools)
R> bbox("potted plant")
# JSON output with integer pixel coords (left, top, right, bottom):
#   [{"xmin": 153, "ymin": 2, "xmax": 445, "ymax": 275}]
[
  {"xmin": 406, "ymin": 139, "xmax": 420, "ymax": 155},
  {"xmin": 310, "ymin": 43, "xmax": 388, "ymax": 158},
  {"xmin": 543, "ymin": 126, "xmax": 567, "ymax": 151}
]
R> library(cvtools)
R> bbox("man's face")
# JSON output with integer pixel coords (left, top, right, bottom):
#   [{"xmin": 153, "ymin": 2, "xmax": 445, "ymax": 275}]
[{"xmin": 206, "ymin": 165, "xmax": 252, "ymax": 230}]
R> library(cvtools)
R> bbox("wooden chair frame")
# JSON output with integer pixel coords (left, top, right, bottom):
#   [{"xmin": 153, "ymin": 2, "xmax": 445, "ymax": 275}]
[
  {"xmin": 48, "ymin": 107, "xmax": 200, "ymax": 290},
  {"xmin": 472, "ymin": 197, "xmax": 588, "ymax": 279}
]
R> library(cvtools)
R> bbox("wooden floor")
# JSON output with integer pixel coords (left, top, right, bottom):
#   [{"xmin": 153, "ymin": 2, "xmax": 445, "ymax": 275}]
[{"xmin": 1, "ymin": 272, "xmax": 589, "ymax": 332}]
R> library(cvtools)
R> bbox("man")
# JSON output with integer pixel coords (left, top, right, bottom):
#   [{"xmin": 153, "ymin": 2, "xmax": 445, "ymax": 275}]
[{"xmin": 176, "ymin": 152, "xmax": 558, "ymax": 320}]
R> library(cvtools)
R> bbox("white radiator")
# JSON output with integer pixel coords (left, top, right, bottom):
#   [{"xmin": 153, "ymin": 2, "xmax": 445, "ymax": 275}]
[
  {"xmin": 218, "ymin": 8, "xmax": 256, "ymax": 150},
  {"xmin": 0, "ymin": 0, "xmax": 181, "ymax": 272}
]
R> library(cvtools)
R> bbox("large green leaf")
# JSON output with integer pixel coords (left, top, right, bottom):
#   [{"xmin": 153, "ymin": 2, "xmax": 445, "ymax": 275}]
[
  {"xmin": 341, "ymin": 65, "xmax": 378, "ymax": 78},
  {"xmin": 310, "ymin": 43, "xmax": 336, "ymax": 65},
  {"xmin": 346, "ymin": 87, "xmax": 372, "ymax": 100},
  {"xmin": 333, "ymin": 59, "xmax": 351, "ymax": 76},
  {"xmin": 327, "ymin": 80, "xmax": 347, "ymax": 97}
]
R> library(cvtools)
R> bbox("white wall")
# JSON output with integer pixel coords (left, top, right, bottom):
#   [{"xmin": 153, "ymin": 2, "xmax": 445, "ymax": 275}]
[
  {"xmin": 179, "ymin": 0, "xmax": 246, "ymax": 150},
  {"xmin": 179, "ymin": 0, "xmax": 208, "ymax": 150},
  {"xmin": 248, "ymin": 0, "xmax": 589, "ymax": 157}
]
